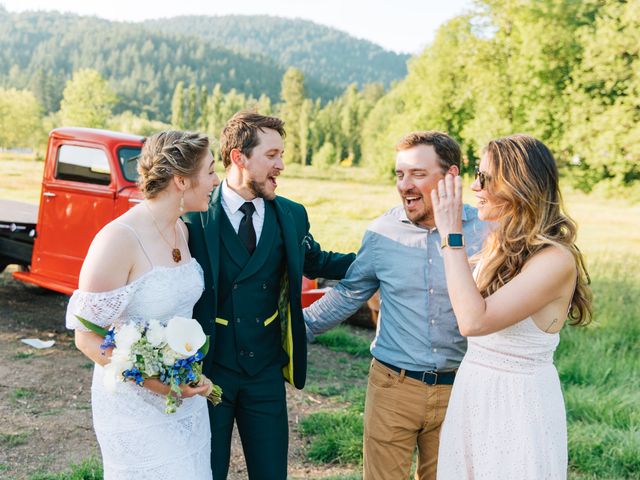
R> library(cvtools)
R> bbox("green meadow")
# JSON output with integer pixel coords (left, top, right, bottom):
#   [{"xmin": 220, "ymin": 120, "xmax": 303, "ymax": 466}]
[{"xmin": 2, "ymin": 156, "xmax": 639, "ymax": 479}]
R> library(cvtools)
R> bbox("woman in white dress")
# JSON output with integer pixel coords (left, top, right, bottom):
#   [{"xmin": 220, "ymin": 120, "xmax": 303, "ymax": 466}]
[
  {"xmin": 431, "ymin": 134, "xmax": 592, "ymax": 479},
  {"xmin": 66, "ymin": 130, "xmax": 220, "ymax": 479}
]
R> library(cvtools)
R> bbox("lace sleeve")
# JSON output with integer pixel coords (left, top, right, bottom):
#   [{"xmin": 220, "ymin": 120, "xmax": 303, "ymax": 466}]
[{"xmin": 65, "ymin": 284, "xmax": 137, "ymax": 331}]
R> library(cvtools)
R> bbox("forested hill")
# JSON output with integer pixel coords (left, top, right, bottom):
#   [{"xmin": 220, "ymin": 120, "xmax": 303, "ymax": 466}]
[
  {"xmin": 0, "ymin": 9, "xmax": 355, "ymax": 120},
  {"xmin": 143, "ymin": 15, "xmax": 410, "ymax": 90}
]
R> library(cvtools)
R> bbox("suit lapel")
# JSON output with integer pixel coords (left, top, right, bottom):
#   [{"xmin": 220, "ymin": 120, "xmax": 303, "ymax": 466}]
[{"xmin": 202, "ymin": 186, "xmax": 222, "ymax": 290}]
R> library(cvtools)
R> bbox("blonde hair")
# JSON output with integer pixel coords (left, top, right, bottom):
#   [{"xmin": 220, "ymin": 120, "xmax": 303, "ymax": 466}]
[
  {"xmin": 476, "ymin": 134, "xmax": 592, "ymax": 326},
  {"xmin": 137, "ymin": 130, "xmax": 209, "ymax": 198}
]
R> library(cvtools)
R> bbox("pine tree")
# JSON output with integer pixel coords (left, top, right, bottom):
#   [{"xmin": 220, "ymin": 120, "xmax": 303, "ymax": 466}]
[
  {"xmin": 199, "ymin": 85, "xmax": 209, "ymax": 132},
  {"xmin": 187, "ymin": 84, "xmax": 198, "ymax": 130},
  {"xmin": 279, "ymin": 68, "xmax": 306, "ymax": 164},
  {"xmin": 171, "ymin": 81, "xmax": 186, "ymax": 129}
]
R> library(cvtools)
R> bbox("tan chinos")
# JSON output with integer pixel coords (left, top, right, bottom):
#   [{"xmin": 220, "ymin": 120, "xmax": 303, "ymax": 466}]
[{"xmin": 363, "ymin": 359, "xmax": 453, "ymax": 480}]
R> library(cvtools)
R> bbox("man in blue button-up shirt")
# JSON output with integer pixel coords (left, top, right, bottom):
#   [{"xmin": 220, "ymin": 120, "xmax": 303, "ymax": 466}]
[{"xmin": 304, "ymin": 131, "xmax": 487, "ymax": 480}]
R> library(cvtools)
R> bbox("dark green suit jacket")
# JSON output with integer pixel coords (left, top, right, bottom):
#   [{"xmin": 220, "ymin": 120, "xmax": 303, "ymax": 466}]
[{"xmin": 184, "ymin": 186, "xmax": 355, "ymax": 389}]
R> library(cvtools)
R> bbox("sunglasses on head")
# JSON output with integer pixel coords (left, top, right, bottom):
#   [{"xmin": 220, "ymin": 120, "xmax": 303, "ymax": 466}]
[{"xmin": 475, "ymin": 166, "xmax": 489, "ymax": 190}]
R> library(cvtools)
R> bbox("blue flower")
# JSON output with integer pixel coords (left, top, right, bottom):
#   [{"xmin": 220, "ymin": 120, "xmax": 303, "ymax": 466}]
[
  {"xmin": 100, "ymin": 328, "xmax": 117, "ymax": 352},
  {"xmin": 123, "ymin": 367, "xmax": 144, "ymax": 386}
]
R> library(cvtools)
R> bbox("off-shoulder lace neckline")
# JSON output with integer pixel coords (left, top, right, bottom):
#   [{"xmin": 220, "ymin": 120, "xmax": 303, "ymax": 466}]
[{"xmin": 76, "ymin": 258, "xmax": 200, "ymax": 296}]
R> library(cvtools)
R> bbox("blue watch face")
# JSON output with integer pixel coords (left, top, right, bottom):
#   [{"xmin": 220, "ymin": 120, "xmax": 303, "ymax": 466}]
[{"xmin": 448, "ymin": 234, "xmax": 464, "ymax": 247}]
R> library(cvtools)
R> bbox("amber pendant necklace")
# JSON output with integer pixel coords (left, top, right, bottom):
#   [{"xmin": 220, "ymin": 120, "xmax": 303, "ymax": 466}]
[{"xmin": 144, "ymin": 202, "xmax": 182, "ymax": 263}]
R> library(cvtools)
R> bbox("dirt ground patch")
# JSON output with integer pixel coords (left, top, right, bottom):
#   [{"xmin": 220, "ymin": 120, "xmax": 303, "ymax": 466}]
[{"xmin": 0, "ymin": 269, "xmax": 366, "ymax": 479}]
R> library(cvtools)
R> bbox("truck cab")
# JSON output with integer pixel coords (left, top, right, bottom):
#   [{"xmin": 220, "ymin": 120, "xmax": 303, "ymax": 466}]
[{"xmin": 7, "ymin": 127, "xmax": 144, "ymax": 294}]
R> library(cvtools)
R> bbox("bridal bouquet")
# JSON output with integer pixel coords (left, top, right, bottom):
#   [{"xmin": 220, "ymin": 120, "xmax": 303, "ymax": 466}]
[{"xmin": 76, "ymin": 315, "xmax": 222, "ymax": 414}]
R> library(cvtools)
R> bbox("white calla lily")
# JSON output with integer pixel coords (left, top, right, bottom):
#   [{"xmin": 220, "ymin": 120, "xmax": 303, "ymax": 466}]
[{"xmin": 165, "ymin": 316, "xmax": 206, "ymax": 358}]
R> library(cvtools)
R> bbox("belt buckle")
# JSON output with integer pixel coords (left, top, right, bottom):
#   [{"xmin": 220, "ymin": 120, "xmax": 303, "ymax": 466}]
[{"xmin": 421, "ymin": 370, "xmax": 438, "ymax": 385}]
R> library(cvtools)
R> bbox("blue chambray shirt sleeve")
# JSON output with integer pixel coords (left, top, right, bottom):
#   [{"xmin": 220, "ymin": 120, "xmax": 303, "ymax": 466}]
[{"xmin": 303, "ymin": 230, "xmax": 380, "ymax": 342}]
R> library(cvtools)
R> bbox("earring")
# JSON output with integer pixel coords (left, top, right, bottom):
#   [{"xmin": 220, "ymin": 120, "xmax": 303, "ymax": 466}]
[{"xmin": 179, "ymin": 192, "xmax": 185, "ymax": 213}]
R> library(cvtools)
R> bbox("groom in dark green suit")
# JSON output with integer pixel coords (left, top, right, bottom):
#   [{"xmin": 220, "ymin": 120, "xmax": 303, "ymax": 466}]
[{"xmin": 184, "ymin": 111, "xmax": 355, "ymax": 480}]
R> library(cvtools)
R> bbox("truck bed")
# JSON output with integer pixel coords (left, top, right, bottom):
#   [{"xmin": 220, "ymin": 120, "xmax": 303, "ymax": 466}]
[{"xmin": 0, "ymin": 199, "xmax": 38, "ymax": 225}]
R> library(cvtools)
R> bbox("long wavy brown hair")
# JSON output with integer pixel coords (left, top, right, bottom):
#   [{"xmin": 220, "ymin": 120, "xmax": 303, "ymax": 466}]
[{"xmin": 475, "ymin": 134, "xmax": 592, "ymax": 326}]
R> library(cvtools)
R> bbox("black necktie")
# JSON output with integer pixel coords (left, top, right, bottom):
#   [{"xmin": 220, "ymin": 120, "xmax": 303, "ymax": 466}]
[{"xmin": 238, "ymin": 202, "xmax": 256, "ymax": 255}]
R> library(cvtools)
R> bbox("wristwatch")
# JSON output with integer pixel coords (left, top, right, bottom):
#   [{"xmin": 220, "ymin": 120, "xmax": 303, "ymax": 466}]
[{"xmin": 441, "ymin": 233, "xmax": 465, "ymax": 249}]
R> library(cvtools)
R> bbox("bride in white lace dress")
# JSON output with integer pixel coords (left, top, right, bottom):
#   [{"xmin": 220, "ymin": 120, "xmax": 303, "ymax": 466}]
[
  {"xmin": 66, "ymin": 131, "xmax": 220, "ymax": 479},
  {"xmin": 431, "ymin": 135, "xmax": 592, "ymax": 479}
]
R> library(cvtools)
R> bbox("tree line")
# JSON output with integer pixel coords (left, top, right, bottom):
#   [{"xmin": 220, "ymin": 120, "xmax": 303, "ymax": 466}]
[
  {"xmin": 1, "ymin": 1, "xmax": 637, "ymax": 192},
  {"xmin": 0, "ymin": 65, "xmax": 384, "ymax": 170}
]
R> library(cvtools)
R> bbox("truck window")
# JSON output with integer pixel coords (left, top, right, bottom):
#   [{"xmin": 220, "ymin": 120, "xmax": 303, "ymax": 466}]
[
  {"xmin": 118, "ymin": 147, "xmax": 142, "ymax": 182},
  {"xmin": 55, "ymin": 145, "xmax": 111, "ymax": 185}
]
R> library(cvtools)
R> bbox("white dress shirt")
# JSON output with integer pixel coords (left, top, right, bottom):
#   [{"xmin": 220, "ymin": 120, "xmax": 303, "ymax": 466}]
[{"xmin": 220, "ymin": 179, "xmax": 265, "ymax": 242}]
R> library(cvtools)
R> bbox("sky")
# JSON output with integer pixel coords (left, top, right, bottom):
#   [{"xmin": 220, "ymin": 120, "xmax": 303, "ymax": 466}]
[{"xmin": 1, "ymin": 0, "xmax": 474, "ymax": 54}]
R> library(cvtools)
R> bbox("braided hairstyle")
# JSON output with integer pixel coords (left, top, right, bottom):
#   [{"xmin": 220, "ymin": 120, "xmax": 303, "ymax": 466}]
[{"xmin": 137, "ymin": 130, "xmax": 209, "ymax": 198}]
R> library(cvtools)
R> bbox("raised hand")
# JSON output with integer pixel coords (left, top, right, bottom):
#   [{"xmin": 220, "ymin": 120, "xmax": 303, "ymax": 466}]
[{"xmin": 431, "ymin": 174, "xmax": 463, "ymax": 238}]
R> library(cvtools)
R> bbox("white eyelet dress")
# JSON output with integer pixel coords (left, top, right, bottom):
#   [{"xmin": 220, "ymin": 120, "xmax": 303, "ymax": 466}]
[
  {"xmin": 66, "ymin": 259, "xmax": 212, "ymax": 480},
  {"xmin": 436, "ymin": 315, "xmax": 567, "ymax": 480}
]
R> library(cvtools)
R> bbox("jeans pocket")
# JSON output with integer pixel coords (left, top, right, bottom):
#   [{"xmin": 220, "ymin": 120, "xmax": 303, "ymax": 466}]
[{"xmin": 368, "ymin": 361, "xmax": 397, "ymax": 389}]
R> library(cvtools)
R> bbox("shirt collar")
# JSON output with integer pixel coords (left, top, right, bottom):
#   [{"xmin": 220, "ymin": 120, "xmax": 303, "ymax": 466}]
[{"xmin": 221, "ymin": 179, "xmax": 265, "ymax": 217}]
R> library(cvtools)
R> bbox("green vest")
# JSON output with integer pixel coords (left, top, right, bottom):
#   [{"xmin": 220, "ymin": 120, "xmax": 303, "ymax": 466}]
[{"xmin": 213, "ymin": 201, "xmax": 286, "ymax": 376}]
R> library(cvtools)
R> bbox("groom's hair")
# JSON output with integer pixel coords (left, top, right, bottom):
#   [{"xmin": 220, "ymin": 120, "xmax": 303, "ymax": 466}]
[
  {"xmin": 396, "ymin": 131, "xmax": 461, "ymax": 173},
  {"xmin": 220, "ymin": 111, "xmax": 286, "ymax": 168}
]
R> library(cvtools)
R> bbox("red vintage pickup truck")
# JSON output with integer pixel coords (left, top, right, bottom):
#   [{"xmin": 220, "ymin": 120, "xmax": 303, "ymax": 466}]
[{"xmin": 0, "ymin": 127, "xmax": 324, "ymax": 304}]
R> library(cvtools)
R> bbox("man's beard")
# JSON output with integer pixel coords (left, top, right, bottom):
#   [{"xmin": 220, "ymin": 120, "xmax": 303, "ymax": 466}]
[
  {"xmin": 249, "ymin": 179, "xmax": 275, "ymax": 200},
  {"xmin": 404, "ymin": 202, "xmax": 433, "ymax": 227}
]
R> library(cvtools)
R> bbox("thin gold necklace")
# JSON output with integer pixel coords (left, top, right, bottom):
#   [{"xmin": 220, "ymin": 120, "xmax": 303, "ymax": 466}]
[{"xmin": 143, "ymin": 202, "xmax": 182, "ymax": 263}]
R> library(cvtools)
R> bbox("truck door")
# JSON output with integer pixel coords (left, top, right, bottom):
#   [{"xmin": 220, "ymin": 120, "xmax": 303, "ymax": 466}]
[{"xmin": 31, "ymin": 144, "xmax": 115, "ymax": 288}]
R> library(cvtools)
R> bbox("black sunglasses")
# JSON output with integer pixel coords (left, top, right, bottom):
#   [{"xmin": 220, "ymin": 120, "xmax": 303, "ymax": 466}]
[{"xmin": 475, "ymin": 167, "xmax": 489, "ymax": 190}]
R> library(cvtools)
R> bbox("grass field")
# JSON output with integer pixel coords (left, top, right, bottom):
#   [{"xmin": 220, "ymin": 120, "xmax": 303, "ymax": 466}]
[{"xmin": 1, "ymin": 154, "xmax": 639, "ymax": 479}]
